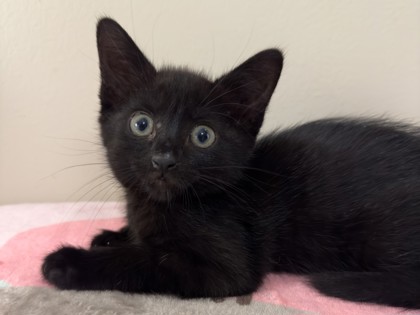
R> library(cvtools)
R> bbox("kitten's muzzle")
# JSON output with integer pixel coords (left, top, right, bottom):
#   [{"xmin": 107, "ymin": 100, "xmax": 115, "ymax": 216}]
[{"xmin": 151, "ymin": 152, "xmax": 177, "ymax": 173}]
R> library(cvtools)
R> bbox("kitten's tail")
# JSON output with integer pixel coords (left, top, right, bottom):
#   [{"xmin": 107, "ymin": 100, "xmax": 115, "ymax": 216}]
[{"xmin": 310, "ymin": 268, "xmax": 420, "ymax": 308}]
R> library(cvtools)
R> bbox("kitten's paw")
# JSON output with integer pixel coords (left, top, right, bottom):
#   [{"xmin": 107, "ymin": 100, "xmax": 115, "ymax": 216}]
[
  {"xmin": 90, "ymin": 229, "xmax": 127, "ymax": 248},
  {"xmin": 42, "ymin": 246, "xmax": 86, "ymax": 289}
]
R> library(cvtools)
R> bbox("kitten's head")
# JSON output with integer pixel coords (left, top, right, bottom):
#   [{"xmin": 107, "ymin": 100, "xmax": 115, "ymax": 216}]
[{"xmin": 96, "ymin": 18, "xmax": 283, "ymax": 202}]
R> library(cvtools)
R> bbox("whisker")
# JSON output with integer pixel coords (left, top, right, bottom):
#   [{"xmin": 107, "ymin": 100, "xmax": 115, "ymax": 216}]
[
  {"xmin": 41, "ymin": 163, "xmax": 108, "ymax": 180},
  {"xmin": 197, "ymin": 175, "xmax": 250, "ymax": 207},
  {"xmin": 201, "ymin": 81, "xmax": 255, "ymax": 109},
  {"xmin": 198, "ymin": 165, "xmax": 285, "ymax": 177},
  {"xmin": 189, "ymin": 183, "xmax": 206, "ymax": 220},
  {"xmin": 44, "ymin": 136, "xmax": 103, "ymax": 146},
  {"xmin": 66, "ymin": 171, "xmax": 113, "ymax": 201}
]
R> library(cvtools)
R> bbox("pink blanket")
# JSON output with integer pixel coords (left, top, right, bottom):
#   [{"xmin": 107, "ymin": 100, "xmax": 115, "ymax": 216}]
[{"xmin": 0, "ymin": 203, "xmax": 417, "ymax": 314}]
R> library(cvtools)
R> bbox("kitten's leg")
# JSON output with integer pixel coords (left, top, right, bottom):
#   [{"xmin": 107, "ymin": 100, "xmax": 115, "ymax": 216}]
[
  {"xmin": 310, "ymin": 270, "xmax": 420, "ymax": 308},
  {"xmin": 90, "ymin": 226, "xmax": 129, "ymax": 247},
  {"xmin": 42, "ymin": 245, "xmax": 260, "ymax": 297}
]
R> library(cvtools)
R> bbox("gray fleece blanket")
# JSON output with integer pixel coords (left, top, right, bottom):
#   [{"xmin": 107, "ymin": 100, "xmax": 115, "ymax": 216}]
[{"xmin": 0, "ymin": 287, "xmax": 304, "ymax": 315}]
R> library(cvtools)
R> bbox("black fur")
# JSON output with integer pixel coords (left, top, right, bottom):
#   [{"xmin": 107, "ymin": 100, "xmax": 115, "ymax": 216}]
[{"xmin": 42, "ymin": 18, "xmax": 420, "ymax": 308}]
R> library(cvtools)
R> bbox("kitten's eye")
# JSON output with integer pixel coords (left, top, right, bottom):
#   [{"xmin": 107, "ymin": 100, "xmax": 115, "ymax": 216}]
[
  {"xmin": 129, "ymin": 112, "xmax": 154, "ymax": 136},
  {"xmin": 191, "ymin": 125, "xmax": 216, "ymax": 148}
]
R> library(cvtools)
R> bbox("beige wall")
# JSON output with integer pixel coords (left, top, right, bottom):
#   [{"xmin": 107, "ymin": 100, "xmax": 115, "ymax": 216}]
[{"xmin": 1, "ymin": 0, "xmax": 419, "ymax": 205}]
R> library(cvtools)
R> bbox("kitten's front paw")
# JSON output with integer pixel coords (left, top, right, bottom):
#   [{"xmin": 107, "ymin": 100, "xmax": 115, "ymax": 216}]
[
  {"xmin": 42, "ymin": 246, "xmax": 86, "ymax": 289},
  {"xmin": 90, "ymin": 229, "xmax": 128, "ymax": 248}
]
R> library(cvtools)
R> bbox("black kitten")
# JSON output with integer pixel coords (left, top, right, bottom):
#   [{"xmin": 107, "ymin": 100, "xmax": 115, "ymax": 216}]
[{"xmin": 43, "ymin": 18, "xmax": 420, "ymax": 308}]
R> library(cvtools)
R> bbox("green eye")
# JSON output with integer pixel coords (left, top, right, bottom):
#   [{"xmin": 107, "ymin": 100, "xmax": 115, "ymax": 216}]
[
  {"xmin": 130, "ymin": 112, "xmax": 154, "ymax": 136},
  {"xmin": 191, "ymin": 125, "xmax": 216, "ymax": 148}
]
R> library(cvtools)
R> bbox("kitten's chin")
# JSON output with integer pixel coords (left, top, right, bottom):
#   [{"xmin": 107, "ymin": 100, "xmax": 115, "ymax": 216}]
[
  {"xmin": 145, "ymin": 179, "xmax": 177, "ymax": 202},
  {"xmin": 147, "ymin": 188, "xmax": 173, "ymax": 202}
]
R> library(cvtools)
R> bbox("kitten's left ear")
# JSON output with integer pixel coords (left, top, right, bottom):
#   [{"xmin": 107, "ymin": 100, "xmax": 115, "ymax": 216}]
[{"xmin": 214, "ymin": 49, "xmax": 283, "ymax": 136}]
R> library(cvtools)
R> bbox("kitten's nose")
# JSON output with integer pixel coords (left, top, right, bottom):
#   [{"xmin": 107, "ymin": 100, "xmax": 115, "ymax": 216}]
[{"xmin": 151, "ymin": 152, "xmax": 177, "ymax": 172}]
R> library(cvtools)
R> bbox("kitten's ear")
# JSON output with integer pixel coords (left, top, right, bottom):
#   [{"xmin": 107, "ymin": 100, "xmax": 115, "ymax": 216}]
[
  {"xmin": 97, "ymin": 18, "xmax": 156, "ymax": 111},
  {"xmin": 214, "ymin": 49, "xmax": 283, "ymax": 136}
]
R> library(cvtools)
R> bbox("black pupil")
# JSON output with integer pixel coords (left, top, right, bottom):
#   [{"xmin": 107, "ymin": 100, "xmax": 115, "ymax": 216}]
[
  {"xmin": 197, "ymin": 128, "xmax": 209, "ymax": 143},
  {"xmin": 135, "ymin": 118, "xmax": 148, "ymax": 132}
]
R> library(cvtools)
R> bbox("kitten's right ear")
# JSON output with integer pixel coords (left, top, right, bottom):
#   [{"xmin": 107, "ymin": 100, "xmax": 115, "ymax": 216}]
[{"xmin": 97, "ymin": 18, "xmax": 156, "ymax": 111}]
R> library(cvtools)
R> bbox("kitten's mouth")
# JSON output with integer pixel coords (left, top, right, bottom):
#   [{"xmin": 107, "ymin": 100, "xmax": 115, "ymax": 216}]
[
  {"xmin": 153, "ymin": 177, "xmax": 169, "ymax": 189},
  {"xmin": 146, "ymin": 173, "xmax": 178, "ymax": 201}
]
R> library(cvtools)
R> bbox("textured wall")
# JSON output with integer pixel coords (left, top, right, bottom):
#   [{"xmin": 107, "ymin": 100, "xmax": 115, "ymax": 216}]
[{"xmin": 1, "ymin": 0, "xmax": 419, "ymax": 204}]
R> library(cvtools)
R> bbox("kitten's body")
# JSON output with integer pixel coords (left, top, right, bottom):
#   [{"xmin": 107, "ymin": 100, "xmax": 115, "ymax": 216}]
[{"xmin": 42, "ymin": 18, "xmax": 420, "ymax": 308}]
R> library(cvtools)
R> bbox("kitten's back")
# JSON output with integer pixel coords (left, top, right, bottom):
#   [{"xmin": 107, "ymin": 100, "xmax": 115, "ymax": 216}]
[{"xmin": 251, "ymin": 118, "xmax": 420, "ymax": 273}]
